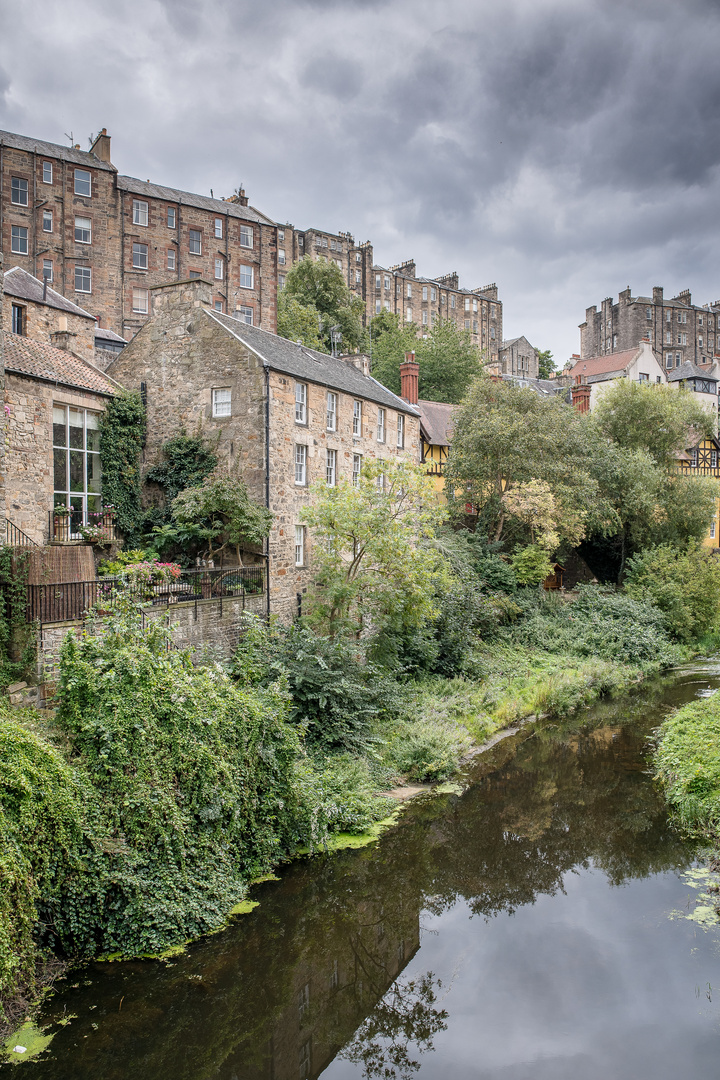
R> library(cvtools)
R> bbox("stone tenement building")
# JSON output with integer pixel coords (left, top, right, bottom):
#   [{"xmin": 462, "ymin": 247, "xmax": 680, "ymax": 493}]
[
  {"xmin": 107, "ymin": 279, "xmax": 421, "ymax": 620},
  {"xmin": 1, "ymin": 125, "xmax": 504, "ymax": 352},
  {"xmin": 580, "ymin": 286, "xmax": 720, "ymax": 371},
  {"xmin": 0, "ymin": 127, "xmax": 280, "ymax": 341},
  {"xmin": 498, "ymin": 335, "xmax": 538, "ymax": 378},
  {"xmin": 367, "ymin": 260, "xmax": 502, "ymax": 361}
]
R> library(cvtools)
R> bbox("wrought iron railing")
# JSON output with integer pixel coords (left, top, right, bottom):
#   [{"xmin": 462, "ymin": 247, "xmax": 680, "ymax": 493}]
[
  {"xmin": 49, "ymin": 509, "xmax": 119, "ymax": 544},
  {"xmin": 25, "ymin": 564, "xmax": 266, "ymax": 624},
  {"xmin": 6, "ymin": 521, "xmax": 38, "ymax": 547}
]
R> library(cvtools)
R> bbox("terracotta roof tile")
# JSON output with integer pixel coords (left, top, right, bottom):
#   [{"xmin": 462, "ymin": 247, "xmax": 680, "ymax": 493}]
[
  {"xmin": 4, "ymin": 334, "xmax": 120, "ymax": 396},
  {"xmin": 567, "ymin": 348, "xmax": 641, "ymax": 380}
]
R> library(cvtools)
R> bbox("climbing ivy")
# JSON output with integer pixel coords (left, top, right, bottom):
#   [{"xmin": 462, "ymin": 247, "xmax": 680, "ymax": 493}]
[
  {"xmin": 99, "ymin": 391, "xmax": 145, "ymax": 546},
  {"xmin": 145, "ymin": 432, "xmax": 219, "ymax": 507},
  {"xmin": 0, "ymin": 549, "xmax": 34, "ymax": 690}
]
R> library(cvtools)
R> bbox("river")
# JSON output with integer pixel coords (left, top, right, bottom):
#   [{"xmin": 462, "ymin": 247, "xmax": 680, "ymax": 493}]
[{"xmin": 8, "ymin": 662, "xmax": 720, "ymax": 1078}]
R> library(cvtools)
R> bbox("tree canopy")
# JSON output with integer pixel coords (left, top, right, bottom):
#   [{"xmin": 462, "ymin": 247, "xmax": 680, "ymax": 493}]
[
  {"xmin": 282, "ymin": 257, "xmax": 365, "ymax": 351},
  {"xmin": 537, "ymin": 349, "xmax": 556, "ymax": 379},
  {"xmin": 301, "ymin": 459, "xmax": 446, "ymax": 640},
  {"xmin": 276, "ymin": 289, "xmax": 323, "ymax": 349},
  {"xmin": 370, "ymin": 312, "xmax": 483, "ymax": 404}
]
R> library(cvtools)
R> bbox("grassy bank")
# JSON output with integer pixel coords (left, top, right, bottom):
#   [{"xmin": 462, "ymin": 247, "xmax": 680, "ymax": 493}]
[
  {"xmin": 0, "ymin": 587, "xmax": 685, "ymax": 1039},
  {"xmin": 654, "ymin": 691, "xmax": 720, "ymax": 844}
]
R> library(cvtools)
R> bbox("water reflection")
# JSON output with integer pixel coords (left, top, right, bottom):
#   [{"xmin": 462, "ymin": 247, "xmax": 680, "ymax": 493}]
[{"xmin": 17, "ymin": 669, "xmax": 720, "ymax": 1079}]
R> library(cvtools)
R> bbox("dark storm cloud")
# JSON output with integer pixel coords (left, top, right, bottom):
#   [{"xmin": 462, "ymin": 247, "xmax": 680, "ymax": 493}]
[{"xmin": 2, "ymin": 0, "xmax": 720, "ymax": 358}]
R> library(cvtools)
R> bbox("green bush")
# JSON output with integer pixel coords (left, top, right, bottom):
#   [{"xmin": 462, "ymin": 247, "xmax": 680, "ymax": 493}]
[
  {"xmin": 97, "ymin": 548, "xmax": 158, "ymax": 576},
  {"xmin": 292, "ymin": 754, "xmax": 394, "ymax": 843},
  {"xmin": 0, "ymin": 714, "xmax": 86, "ymax": 1010},
  {"xmin": 385, "ymin": 716, "xmax": 472, "ymax": 782},
  {"xmin": 624, "ymin": 542, "xmax": 720, "ymax": 642},
  {"xmin": 654, "ymin": 691, "xmax": 720, "ymax": 836},
  {"xmin": 503, "ymin": 585, "xmax": 681, "ymax": 667},
  {"xmin": 233, "ymin": 619, "xmax": 402, "ymax": 754},
  {"xmin": 509, "ymin": 544, "xmax": 555, "ymax": 586}
]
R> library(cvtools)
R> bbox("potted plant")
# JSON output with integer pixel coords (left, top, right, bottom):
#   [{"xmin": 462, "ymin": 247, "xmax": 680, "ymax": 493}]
[
  {"xmin": 78, "ymin": 523, "xmax": 113, "ymax": 546},
  {"xmin": 53, "ymin": 504, "xmax": 72, "ymax": 541}
]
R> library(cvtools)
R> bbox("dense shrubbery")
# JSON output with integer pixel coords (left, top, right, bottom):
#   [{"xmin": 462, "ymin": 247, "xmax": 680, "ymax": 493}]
[
  {"xmin": 502, "ymin": 585, "xmax": 681, "ymax": 667},
  {"xmin": 625, "ymin": 542, "xmax": 720, "ymax": 643},
  {"xmin": 655, "ymin": 692, "xmax": 720, "ymax": 836},
  {"xmin": 233, "ymin": 620, "xmax": 402, "ymax": 754},
  {"xmin": 0, "ymin": 609, "xmax": 398, "ymax": 1012}
]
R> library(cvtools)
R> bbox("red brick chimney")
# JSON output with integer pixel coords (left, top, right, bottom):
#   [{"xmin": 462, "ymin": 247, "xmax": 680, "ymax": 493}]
[
  {"xmin": 400, "ymin": 351, "xmax": 419, "ymax": 404},
  {"xmin": 572, "ymin": 384, "xmax": 591, "ymax": 413}
]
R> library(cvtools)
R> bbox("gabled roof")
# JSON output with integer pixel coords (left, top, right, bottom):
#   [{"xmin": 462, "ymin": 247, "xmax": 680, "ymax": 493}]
[
  {"xmin": 667, "ymin": 360, "xmax": 718, "ymax": 383},
  {"xmin": 116, "ymin": 175, "xmax": 273, "ymax": 226},
  {"xmin": 3, "ymin": 334, "xmax": 120, "ymax": 396},
  {"xmin": 3, "ymin": 266, "xmax": 96, "ymax": 320},
  {"xmin": 500, "ymin": 336, "xmax": 534, "ymax": 350},
  {"xmin": 0, "ymin": 128, "xmax": 116, "ymax": 171},
  {"xmin": 418, "ymin": 400, "xmax": 455, "ymax": 446},
  {"xmin": 205, "ymin": 312, "xmax": 421, "ymax": 415},
  {"xmin": 500, "ymin": 374, "xmax": 564, "ymax": 396},
  {"xmin": 94, "ymin": 326, "xmax": 127, "ymax": 344},
  {"xmin": 567, "ymin": 347, "xmax": 642, "ymax": 380}
]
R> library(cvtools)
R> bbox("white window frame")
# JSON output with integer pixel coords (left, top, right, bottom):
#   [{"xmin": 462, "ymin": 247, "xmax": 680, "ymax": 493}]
[
  {"xmin": 240, "ymin": 225, "xmax": 253, "ymax": 249},
  {"xmin": 326, "ymin": 391, "xmax": 337, "ymax": 431},
  {"xmin": 295, "ymin": 525, "xmax": 305, "ymax": 566},
  {"xmin": 215, "ymin": 258, "xmax": 224, "ymax": 280},
  {"xmin": 11, "ymin": 176, "xmax": 28, "ymax": 205},
  {"xmin": 422, "ymin": 286, "xmax": 428, "ymax": 301},
  {"xmin": 52, "ymin": 404, "xmax": 102, "ymax": 528},
  {"xmin": 75, "ymin": 216, "xmax": 92, "ymax": 244},
  {"xmin": 405, "ymin": 307, "xmax": 413, "ymax": 322},
  {"xmin": 326, "ymin": 448, "xmax": 336, "ymax": 486},
  {"xmin": 167, "ymin": 248, "xmax": 176, "ymax": 270},
  {"xmin": 295, "ymin": 382, "xmax": 307, "ymax": 424},
  {"xmin": 377, "ymin": 408, "xmax": 386, "ymax": 443},
  {"xmin": 237, "ymin": 305, "xmax": 253, "ymax": 325},
  {"xmin": 422, "ymin": 310, "xmax": 428, "ymax": 325},
  {"xmin": 132, "ymin": 242, "xmax": 148, "ymax": 269},
  {"xmin": 355, "ymin": 269, "xmax": 361, "ymax": 283},
  {"xmin": 711, "ymin": 520, "xmax": 717, "ymax": 540},
  {"xmin": 167, "ymin": 206, "xmax": 176, "ymax": 228},
  {"xmin": 42, "ymin": 161, "xmax": 53, "ymax": 184},
  {"xmin": 278, "ymin": 249, "xmax": 286, "ymax": 265},
  {"xmin": 133, "ymin": 200, "xmax": 149, "ymax": 227},
  {"xmin": 353, "ymin": 400, "xmax": 362, "ymax": 437},
  {"xmin": 75, "ymin": 265, "xmax": 91, "ymax": 293},
  {"xmin": 74, "ymin": 169, "xmax": 91, "ymax": 197},
  {"xmin": 189, "ymin": 229, "xmax": 202, "ymax": 255},
  {"xmin": 385, "ymin": 275, "xmax": 390, "ymax": 290},
  {"xmin": 42, "ymin": 258, "xmax": 53, "ymax": 282},
  {"xmin": 352, "ymin": 453, "xmax": 362, "ymax": 485},
  {"xmin": 465, "ymin": 297, "xmax": 470, "ymax": 312},
  {"xmin": 397, "ymin": 413, "xmax": 404, "ymax": 448},
  {"xmin": 294, "ymin": 444, "xmax": 307, "ymax": 486},
  {"xmin": 212, "ymin": 387, "xmax": 232, "ymax": 418},
  {"xmin": 406, "ymin": 283, "xmax": 412, "ymax": 298},
  {"xmin": 278, "ymin": 229, "xmax": 285, "ymax": 243},
  {"xmin": 132, "ymin": 287, "xmax": 149, "ymax": 314},
  {"xmin": 376, "ymin": 300, "xmax": 381, "ymax": 314},
  {"xmin": 214, "ymin": 218, "xmax": 223, "ymax": 239},
  {"xmin": 376, "ymin": 274, "xmax": 381, "ymax": 289},
  {"xmin": 240, "ymin": 264, "xmax": 254, "ymax": 289},
  {"xmin": 42, "ymin": 210, "xmax": 53, "ymax": 233}
]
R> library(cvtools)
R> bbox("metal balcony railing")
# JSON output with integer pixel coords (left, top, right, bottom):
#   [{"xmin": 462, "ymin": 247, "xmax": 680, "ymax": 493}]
[{"xmin": 25, "ymin": 564, "xmax": 267, "ymax": 624}]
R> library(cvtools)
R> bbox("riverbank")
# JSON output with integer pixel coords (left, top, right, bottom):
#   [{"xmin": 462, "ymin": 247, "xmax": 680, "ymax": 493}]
[
  {"xmin": 654, "ymin": 685, "xmax": 720, "ymax": 914},
  {"xmin": 0, "ymin": 633, "xmax": 663, "ymax": 1044}
]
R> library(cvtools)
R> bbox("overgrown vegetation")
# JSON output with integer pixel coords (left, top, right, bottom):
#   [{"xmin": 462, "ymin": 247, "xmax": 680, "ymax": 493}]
[
  {"xmin": 0, "ymin": 548, "xmax": 34, "ymax": 690},
  {"xmin": 655, "ymin": 692, "xmax": 720, "ymax": 841},
  {"xmin": 98, "ymin": 391, "xmax": 146, "ymax": 545}
]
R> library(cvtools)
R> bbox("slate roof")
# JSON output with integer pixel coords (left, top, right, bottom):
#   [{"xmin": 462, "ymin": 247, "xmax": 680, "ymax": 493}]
[
  {"xmin": 500, "ymin": 374, "xmax": 564, "ymax": 396},
  {"xmin": 3, "ymin": 334, "xmax": 120, "ymax": 396},
  {"xmin": 116, "ymin": 176, "xmax": 273, "ymax": 226},
  {"xmin": 418, "ymin": 400, "xmax": 455, "ymax": 446},
  {"xmin": 94, "ymin": 326, "xmax": 127, "ymax": 344},
  {"xmin": 3, "ymin": 266, "xmax": 96, "ymax": 320},
  {"xmin": 587, "ymin": 369, "xmax": 626, "ymax": 385},
  {"xmin": 667, "ymin": 360, "xmax": 718, "ymax": 383},
  {"xmin": 205, "ymin": 311, "xmax": 421, "ymax": 415},
  {"xmin": 0, "ymin": 128, "xmax": 116, "ymax": 171}
]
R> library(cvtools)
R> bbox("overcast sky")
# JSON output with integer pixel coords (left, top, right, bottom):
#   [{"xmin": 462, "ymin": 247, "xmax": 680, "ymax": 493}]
[{"xmin": 2, "ymin": 0, "xmax": 720, "ymax": 362}]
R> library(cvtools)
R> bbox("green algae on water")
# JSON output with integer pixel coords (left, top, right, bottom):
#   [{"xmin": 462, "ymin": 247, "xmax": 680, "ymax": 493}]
[{"xmin": 2, "ymin": 1020, "xmax": 54, "ymax": 1065}]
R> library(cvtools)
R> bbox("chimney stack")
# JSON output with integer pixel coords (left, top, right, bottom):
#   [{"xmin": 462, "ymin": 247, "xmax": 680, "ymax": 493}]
[
  {"xmin": 571, "ymin": 384, "xmax": 591, "ymax": 413},
  {"xmin": 400, "ymin": 351, "xmax": 419, "ymax": 405},
  {"xmin": 91, "ymin": 128, "xmax": 112, "ymax": 163}
]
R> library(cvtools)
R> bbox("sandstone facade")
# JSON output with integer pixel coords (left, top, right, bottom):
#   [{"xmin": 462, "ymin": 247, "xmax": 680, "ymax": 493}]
[
  {"xmin": 580, "ymin": 285, "xmax": 720, "ymax": 371},
  {"xmin": 108, "ymin": 279, "xmax": 421, "ymax": 620}
]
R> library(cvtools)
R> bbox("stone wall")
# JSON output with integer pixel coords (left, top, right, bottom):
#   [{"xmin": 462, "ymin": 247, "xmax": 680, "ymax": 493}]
[
  {"xmin": 1, "ymin": 293, "xmax": 97, "ymax": 362},
  {"xmin": 267, "ymin": 369, "xmax": 421, "ymax": 620},
  {"xmin": 37, "ymin": 591, "xmax": 267, "ymax": 698},
  {"xmin": 4, "ymin": 371, "xmax": 111, "ymax": 543}
]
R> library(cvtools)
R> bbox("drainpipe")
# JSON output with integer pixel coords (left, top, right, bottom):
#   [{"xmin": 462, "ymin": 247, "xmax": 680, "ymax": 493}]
[
  {"xmin": 32, "ymin": 146, "xmax": 37, "ymax": 277},
  {"xmin": 264, "ymin": 363, "xmax": 271, "ymax": 619}
]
